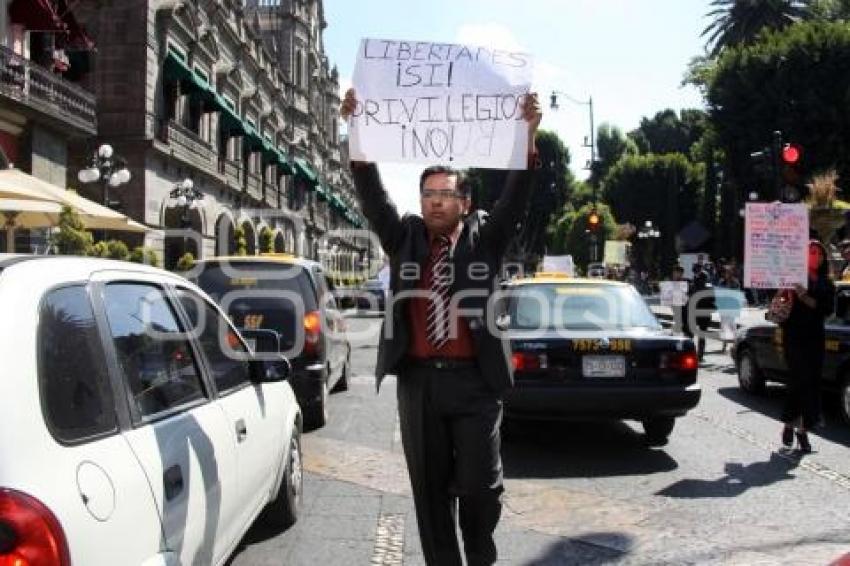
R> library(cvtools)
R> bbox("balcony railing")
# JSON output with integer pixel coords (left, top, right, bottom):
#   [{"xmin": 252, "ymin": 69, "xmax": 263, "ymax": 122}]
[
  {"xmin": 0, "ymin": 45, "xmax": 96, "ymax": 135},
  {"xmin": 220, "ymin": 158, "xmax": 242, "ymax": 190},
  {"xmin": 264, "ymin": 183, "xmax": 278, "ymax": 208},
  {"xmin": 159, "ymin": 121, "xmax": 219, "ymax": 177},
  {"xmin": 245, "ymin": 172, "xmax": 262, "ymax": 202}
]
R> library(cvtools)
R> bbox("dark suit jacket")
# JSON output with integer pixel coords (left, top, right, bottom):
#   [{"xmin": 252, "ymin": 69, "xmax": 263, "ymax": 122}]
[{"xmin": 352, "ymin": 163, "xmax": 535, "ymax": 394}]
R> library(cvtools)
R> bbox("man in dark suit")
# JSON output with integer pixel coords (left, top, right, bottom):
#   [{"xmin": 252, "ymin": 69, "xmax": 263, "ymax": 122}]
[{"xmin": 341, "ymin": 88, "xmax": 541, "ymax": 565}]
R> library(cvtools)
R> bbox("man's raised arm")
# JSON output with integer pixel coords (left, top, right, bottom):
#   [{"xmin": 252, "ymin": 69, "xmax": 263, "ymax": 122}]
[
  {"xmin": 341, "ymin": 88, "xmax": 404, "ymax": 255},
  {"xmin": 480, "ymin": 92, "xmax": 543, "ymax": 258}
]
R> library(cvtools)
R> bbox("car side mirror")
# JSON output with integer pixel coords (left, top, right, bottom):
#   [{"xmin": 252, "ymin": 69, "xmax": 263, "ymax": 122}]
[{"xmin": 249, "ymin": 356, "xmax": 291, "ymax": 383}]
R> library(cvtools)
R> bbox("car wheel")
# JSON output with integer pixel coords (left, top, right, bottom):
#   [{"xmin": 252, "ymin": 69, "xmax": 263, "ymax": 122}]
[
  {"xmin": 738, "ymin": 349, "xmax": 766, "ymax": 394},
  {"xmin": 306, "ymin": 379, "xmax": 329, "ymax": 429},
  {"xmin": 263, "ymin": 428, "xmax": 303, "ymax": 530},
  {"xmin": 840, "ymin": 375, "xmax": 850, "ymax": 427},
  {"xmin": 642, "ymin": 417, "xmax": 675, "ymax": 446},
  {"xmin": 331, "ymin": 352, "xmax": 350, "ymax": 393}
]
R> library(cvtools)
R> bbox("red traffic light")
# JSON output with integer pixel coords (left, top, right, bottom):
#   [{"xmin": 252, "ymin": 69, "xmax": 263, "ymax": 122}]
[
  {"xmin": 782, "ymin": 143, "xmax": 801, "ymax": 165},
  {"xmin": 588, "ymin": 212, "xmax": 600, "ymax": 230}
]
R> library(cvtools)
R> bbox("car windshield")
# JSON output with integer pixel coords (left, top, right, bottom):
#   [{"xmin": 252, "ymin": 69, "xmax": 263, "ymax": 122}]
[{"xmin": 508, "ymin": 283, "xmax": 660, "ymax": 331}]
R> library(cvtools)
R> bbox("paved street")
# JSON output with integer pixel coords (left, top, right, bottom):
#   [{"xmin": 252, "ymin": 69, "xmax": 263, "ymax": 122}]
[{"xmin": 228, "ymin": 314, "xmax": 850, "ymax": 566}]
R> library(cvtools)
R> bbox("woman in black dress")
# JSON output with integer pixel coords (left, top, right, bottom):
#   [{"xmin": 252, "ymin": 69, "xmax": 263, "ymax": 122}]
[{"xmin": 780, "ymin": 240, "xmax": 835, "ymax": 453}]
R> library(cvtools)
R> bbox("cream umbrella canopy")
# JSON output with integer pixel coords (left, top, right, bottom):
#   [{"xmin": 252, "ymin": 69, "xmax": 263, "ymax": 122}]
[
  {"xmin": 0, "ymin": 199, "xmax": 64, "ymax": 253},
  {"xmin": 0, "ymin": 169, "xmax": 65, "ymax": 203},
  {"xmin": 0, "ymin": 168, "xmax": 148, "ymax": 233}
]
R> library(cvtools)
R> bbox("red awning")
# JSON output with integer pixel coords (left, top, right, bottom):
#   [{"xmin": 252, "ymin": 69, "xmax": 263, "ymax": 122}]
[
  {"xmin": 8, "ymin": 0, "xmax": 64, "ymax": 32},
  {"xmin": 55, "ymin": 0, "xmax": 95, "ymax": 50}
]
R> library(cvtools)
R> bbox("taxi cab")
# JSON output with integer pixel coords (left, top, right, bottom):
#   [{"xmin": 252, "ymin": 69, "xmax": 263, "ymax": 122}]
[
  {"xmin": 732, "ymin": 282, "xmax": 850, "ymax": 426},
  {"xmin": 190, "ymin": 253, "xmax": 351, "ymax": 429},
  {"xmin": 503, "ymin": 272, "xmax": 702, "ymax": 444}
]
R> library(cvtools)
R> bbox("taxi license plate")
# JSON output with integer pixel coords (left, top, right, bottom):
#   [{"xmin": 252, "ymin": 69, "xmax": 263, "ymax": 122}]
[{"xmin": 582, "ymin": 355, "xmax": 626, "ymax": 378}]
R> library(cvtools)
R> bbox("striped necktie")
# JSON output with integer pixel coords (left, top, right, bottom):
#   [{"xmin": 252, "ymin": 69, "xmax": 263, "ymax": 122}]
[{"xmin": 425, "ymin": 235, "xmax": 452, "ymax": 349}]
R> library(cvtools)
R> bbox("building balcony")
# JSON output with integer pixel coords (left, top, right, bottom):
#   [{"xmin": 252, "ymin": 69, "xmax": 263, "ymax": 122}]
[
  {"xmin": 0, "ymin": 45, "xmax": 96, "ymax": 136},
  {"xmin": 220, "ymin": 158, "xmax": 242, "ymax": 190},
  {"xmin": 264, "ymin": 183, "xmax": 278, "ymax": 208},
  {"xmin": 158, "ymin": 120, "xmax": 219, "ymax": 178},
  {"xmin": 245, "ymin": 172, "xmax": 262, "ymax": 202}
]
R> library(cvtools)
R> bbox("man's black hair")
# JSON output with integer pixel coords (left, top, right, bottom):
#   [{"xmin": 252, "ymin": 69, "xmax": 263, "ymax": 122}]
[{"xmin": 419, "ymin": 165, "xmax": 469, "ymax": 196}]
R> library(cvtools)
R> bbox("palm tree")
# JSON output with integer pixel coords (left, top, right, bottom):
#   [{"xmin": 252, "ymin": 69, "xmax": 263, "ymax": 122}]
[{"xmin": 702, "ymin": 0, "xmax": 812, "ymax": 57}]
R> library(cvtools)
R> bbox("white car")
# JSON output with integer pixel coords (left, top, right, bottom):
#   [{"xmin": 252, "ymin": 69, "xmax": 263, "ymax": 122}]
[{"xmin": 0, "ymin": 255, "xmax": 303, "ymax": 566}]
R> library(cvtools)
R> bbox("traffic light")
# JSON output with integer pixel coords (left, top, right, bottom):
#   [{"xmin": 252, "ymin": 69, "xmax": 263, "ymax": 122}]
[
  {"xmin": 587, "ymin": 210, "xmax": 600, "ymax": 232},
  {"xmin": 749, "ymin": 131, "xmax": 806, "ymax": 202}
]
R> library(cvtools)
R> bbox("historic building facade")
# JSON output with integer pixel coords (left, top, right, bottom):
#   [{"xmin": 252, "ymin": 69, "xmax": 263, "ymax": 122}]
[
  {"xmin": 68, "ymin": 0, "xmax": 364, "ymax": 269},
  {"xmin": 0, "ymin": 0, "xmax": 97, "ymax": 252}
]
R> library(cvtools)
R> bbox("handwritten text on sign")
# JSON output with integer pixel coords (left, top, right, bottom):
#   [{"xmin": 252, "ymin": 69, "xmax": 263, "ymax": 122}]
[
  {"xmin": 348, "ymin": 39, "xmax": 534, "ymax": 169},
  {"xmin": 744, "ymin": 202, "xmax": 808, "ymax": 289}
]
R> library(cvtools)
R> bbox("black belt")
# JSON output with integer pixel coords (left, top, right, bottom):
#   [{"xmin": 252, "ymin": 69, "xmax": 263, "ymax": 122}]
[{"xmin": 406, "ymin": 357, "xmax": 477, "ymax": 370}]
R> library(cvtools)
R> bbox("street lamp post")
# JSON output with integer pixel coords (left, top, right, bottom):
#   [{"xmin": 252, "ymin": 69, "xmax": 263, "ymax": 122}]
[
  {"xmin": 637, "ymin": 220, "xmax": 661, "ymax": 276},
  {"xmin": 77, "ymin": 143, "xmax": 131, "ymax": 209},
  {"xmin": 169, "ymin": 178, "xmax": 203, "ymax": 258},
  {"xmin": 550, "ymin": 90, "xmax": 596, "ymax": 201}
]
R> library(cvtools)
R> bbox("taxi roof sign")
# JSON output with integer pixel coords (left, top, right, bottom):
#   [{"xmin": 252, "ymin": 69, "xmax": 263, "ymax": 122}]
[{"xmin": 534, "ymin": 271, "xmax": 571, "ymax": 279}]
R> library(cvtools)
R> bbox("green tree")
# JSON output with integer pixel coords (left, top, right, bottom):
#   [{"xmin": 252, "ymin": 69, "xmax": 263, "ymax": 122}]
[
  {"xmin": 556, "ymin": 204, "xmax": 616, "ymax": 272},
  {"xmin": 176, "ymin": 252, "xmax": 195, "ymax": 272},
  {"xmin": 702, "ymin": 0, "xmax": 811, "ymax": 57},
  {"xmin": 602, "ymin": 153, "xmax": 703, "ymax": 271},
  {"xmin": 50, "ymin": 205, "xmax": 92, "ymax": 255},
  {"xmin": 234, "ymin": 226, "xmax": 248, "ymax": 256},
  {"xmin": 705, "ymin": 21, "xmax": 850, "ymax": 198},
  {"xmin": 259, "ymin": 226, "xmax": 273, "ymax": 253},
  {"xmin": 593, "ymin": 123, "xmax": 638, "ymax": 185},
  {"xmin": 467, "ymin": 130, "xmax": 577, "ymax": 262},
  {"xmin": 129, "ymin": 246, "xmax": 160, "ymax": 267},
  {"xmin": 810, "ymin": 0, "xmax": 850, "ymax": 20},
  {"xmin": 628, "ymin": 109, "xmax": 708, "ymax": 156}
]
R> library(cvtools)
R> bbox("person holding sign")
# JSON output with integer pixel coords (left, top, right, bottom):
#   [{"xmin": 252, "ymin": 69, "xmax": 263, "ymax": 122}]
[
  {"xmin": 778, "ymin": 240, "xmax": 835, "ymax": 453},
  {"xmin": 341, "ymin": 87, "xmax": 541, "ymax": 566}
]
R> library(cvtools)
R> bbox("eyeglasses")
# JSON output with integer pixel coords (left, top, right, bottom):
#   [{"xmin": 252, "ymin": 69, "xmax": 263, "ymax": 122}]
[{"xmin": 420, "ymin": 189, "xmax": 466, "ymax": 200}]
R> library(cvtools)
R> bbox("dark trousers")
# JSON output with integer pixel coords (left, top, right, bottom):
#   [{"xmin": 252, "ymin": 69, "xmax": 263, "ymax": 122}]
[
  {"xmin": 782, "ymin": 341, "xmax": 823, "ymax": 429},
  {"xmin": 396, "ymin": 365, "xmax": 504, "ymax": 566}
]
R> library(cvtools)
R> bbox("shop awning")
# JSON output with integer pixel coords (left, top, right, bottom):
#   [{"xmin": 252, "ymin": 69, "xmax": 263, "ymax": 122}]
[
  {"xmin": 276, "ymin": 152, "xmax": 294, "ymax": 175},
  {"xmin": 293, "ymin": 158, "xmax": 318, "ymax": 186},
  {"xmin": 314, "ymin": 184, "xmax": 329, "ymax": 201},
  {"xmin": 163, "ymin": 49, "xmax": 208, "ymax": 94},
  {"xmin": 216, "ymin": 95, "xmax": 246, "ymax": 136},
  {"xmin": 9, "ymin": 0, "xmax": 63, "ymax": 32}
]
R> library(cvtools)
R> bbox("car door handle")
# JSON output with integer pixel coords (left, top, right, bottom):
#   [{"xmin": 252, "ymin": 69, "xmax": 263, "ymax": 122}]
[
  {"xmin": 163, "ymin": 465, "xmax": 183, "ymax": 502},
  {"xmin": 235, "ymin": 419, "xmax": 248, "ymax": 443}
]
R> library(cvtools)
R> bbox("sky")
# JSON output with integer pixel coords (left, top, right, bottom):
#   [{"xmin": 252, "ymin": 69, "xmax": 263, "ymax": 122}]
[{"xmin": 322, "ymin": 0, "xmax": 713, "ymax": 216}]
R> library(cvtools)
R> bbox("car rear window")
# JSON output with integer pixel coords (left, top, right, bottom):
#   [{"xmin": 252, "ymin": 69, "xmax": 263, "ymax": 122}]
[
  {"xmin": 508, "ymin": 283, "xmax": 660, "ymax": 331},
  {"xmin": 193, "ymin": 262, "xmax": 317, "ymax": 351},
  {"xmin": 38, "ymin": 285, "xmax": 118, "ymax": 443}
]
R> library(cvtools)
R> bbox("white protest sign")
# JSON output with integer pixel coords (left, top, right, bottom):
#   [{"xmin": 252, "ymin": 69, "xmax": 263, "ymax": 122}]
[
  {"xmin": 349, "ymin": 38, "xmax": 534, "ymax": 169},
  {"xmin": 603, "ymin": 241, "xmax": 630, "ymax": 265},
  {"xmin": 659, "ymin": 281, "xmax": 689, "ymax": 307},
  {"xmin": 744, "ymin": 202, "xmax": 808, "ymax": 289},
  {"xmin": 542, "ymin": 255, "xmax": 574, "ymax": 276}
]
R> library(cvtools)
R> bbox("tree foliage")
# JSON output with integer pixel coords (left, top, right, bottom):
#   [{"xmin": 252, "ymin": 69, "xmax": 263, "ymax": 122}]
[
  {"xmin": 628, "ymin": 109, "xmax": 708, "ymax": 157},
  {"xmin": 548, "ymin": 203, "xmax": 617, "ymax": 271},
  {"xmin": 468, "ymin": 130, "xmax": 577, "ymax": 262},
  {"xmin": 176, "ymin": 252, "xmax": 195, "ymax": 272},
  {"xmin": 702, "ymin": 0, "xmax": 812, "ymax": 57},
  {"xmin": 51, "ymin": 205, "xmax": 93, "ymax": 256},
  {"xmin": 593, "ymin": 123, "xmax": 638, "ymax": 185},
  {"xmin": 601, "ymin": 153, "xmax": 704, "ymax": 271},
  {"xmin": 259, "ymin": 226, "xmax": 274, "ymax": 253},
  {"xmin": 234, "ymin": 226, "xmax": 248, "ymax": 256},
  {"xmin": 705, "ymin": 20, "xmax": 850, "ymax": 189}
]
